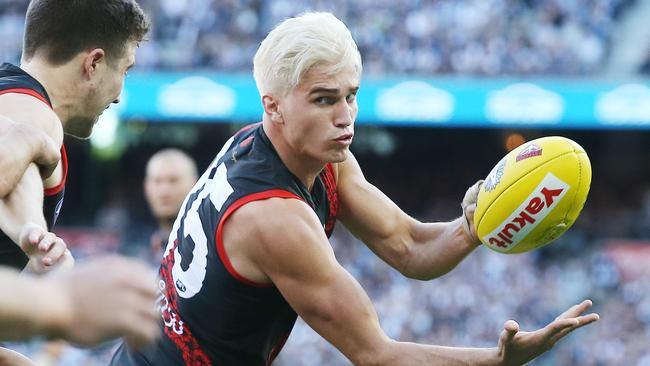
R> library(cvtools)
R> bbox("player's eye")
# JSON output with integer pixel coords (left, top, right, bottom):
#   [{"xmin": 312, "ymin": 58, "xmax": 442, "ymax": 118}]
[{"xmin": 314, "ymin": 96, "xmax": 335, "ymax": 105}]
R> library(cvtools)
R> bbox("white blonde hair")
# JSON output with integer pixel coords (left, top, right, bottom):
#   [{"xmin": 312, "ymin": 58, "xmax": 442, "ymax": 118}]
[{"xmin": 253, "ymin": 12, "xmax": 362, "ymax": 96}]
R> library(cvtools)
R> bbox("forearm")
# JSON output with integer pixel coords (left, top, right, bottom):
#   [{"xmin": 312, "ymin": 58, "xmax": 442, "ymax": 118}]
[
  {"xmin": 0, "ymin": 269, "xmax": 69, "ymax": 341},
  {"xmin": 0, "ymin": 164, "xmax": 46, "ymax": 242},
  {"xmin": 402, "ymin": 217, "xmax": 481, "ymax": 280},
  {"xmin": 377, "ymin": 341, "xmax": 498, "ymax": 366}
]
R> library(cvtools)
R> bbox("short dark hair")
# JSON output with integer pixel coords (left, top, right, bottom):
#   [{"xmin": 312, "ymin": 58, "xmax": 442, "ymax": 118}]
[{"xmin": 23, "ymin": 0, "xmax": 150, "ymax": 65}]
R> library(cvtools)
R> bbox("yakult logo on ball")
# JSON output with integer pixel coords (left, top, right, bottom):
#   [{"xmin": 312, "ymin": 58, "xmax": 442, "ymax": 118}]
[{"xmin": 483, "ymin": 173, "xmax": 569, "ymax": 251}]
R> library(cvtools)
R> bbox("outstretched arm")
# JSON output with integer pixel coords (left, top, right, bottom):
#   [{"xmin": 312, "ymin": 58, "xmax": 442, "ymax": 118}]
[
  {"xmin": 223, "ymin": 197, "xmax": 598, "ymax": 365},
  {"xmin": 0, "ymin": 256, "xmax": 159, "ymax": 348},
  {"xmin": 337, "ymin": 152, "xmax": 481, "ymax": 280}
]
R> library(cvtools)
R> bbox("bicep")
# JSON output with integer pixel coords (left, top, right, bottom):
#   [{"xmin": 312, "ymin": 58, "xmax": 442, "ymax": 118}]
[{"xmin": 236, "ymin": 199, "xmax": 390, "ymax": 364}]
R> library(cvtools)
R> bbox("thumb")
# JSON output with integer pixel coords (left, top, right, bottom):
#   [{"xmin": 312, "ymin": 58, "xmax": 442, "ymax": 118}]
[
  {"xmin": 498, "ymin": 320, "xmax": 519, "ymax": 354},
  {"xmin": 19, "ymin": 223, "xmax": 44, "ymax": 250}
]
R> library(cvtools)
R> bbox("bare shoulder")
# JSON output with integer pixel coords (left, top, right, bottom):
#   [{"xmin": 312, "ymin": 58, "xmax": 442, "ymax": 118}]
[
  {"xmin": 225, "ymin": 196, "xmax": 335, "ymax": 278},
  {"xmin": 229, "ymin": 196, "xmax": 325, "ymax": 253},
  {"xmin": 0, "ymin": 93, "xmax": 63, "ymax": 145}
]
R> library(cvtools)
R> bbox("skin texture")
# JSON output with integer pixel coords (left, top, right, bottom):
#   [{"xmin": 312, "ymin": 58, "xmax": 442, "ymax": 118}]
[{"xmin": 219, "ymin": 64, "xmax": 599, "ymax": 365}]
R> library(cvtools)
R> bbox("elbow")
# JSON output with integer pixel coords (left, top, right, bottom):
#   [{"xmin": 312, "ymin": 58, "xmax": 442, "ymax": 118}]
[{"xmin": 402, "ymin": 268, "xmax": 447, "ymax": 282}]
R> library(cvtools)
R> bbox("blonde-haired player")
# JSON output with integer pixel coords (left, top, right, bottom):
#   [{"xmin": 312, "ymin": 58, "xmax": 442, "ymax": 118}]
[{"xmin": 112, "ymin": 12, "xmax": 598, "ymax": 366}]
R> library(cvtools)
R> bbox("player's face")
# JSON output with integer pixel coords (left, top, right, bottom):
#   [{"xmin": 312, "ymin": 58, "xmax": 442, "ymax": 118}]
[
  {"xmin": 279, "ymin": 64, "xmax": 359, "ymax": 164},
  {"xmin": 67, "ymin": 41, "xmax": 137, "ymax": 138},
  {"xmin": 144, "ymin": 157, "xmax": 196, "ymax": 221}
]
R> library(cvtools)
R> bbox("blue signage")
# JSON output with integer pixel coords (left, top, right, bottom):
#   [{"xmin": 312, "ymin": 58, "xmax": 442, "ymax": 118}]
[{"xmin": 115, "ymin": 72, "xmax": 650, "ymax": 129}]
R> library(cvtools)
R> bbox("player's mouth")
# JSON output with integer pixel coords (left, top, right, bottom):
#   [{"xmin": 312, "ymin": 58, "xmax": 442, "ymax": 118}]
[{"xmin": 333, "ymin": 133, "xmax": 354, "ymax": 146}]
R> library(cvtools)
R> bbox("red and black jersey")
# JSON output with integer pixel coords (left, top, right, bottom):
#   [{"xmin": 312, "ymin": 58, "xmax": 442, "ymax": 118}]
[
  {"xmin": 0, "ymin": 63, "xmax": 67, "ymax": 270},
  {"xmin": 112, "ymin": 123, "xmax": 338, "ymax": 366}
]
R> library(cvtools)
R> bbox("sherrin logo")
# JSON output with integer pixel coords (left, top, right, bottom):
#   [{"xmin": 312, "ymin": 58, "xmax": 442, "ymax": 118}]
[
  {"xmin": 484, "ymin": 158, "xmax": 506, "ymax": 192},
  {"xmin": 483, "ymin": 173, "xmax": 569, "ymax": 252}
]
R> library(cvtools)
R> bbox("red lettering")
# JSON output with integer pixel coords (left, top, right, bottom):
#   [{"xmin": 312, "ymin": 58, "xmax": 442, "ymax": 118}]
[
  {"xmin": 525, "ymin": 197, "xmax": 543, "ymax": 214},
  {"xmin": 497, "ymin": 232, "xmax": 513, "ymax": 244},
  {"xmin": 512, "ymin": 211, "xmax": 535, "ymax": 229},
  {"xmin": 501, "ymin": 223, "xmax": 520, "ymax": 238},
  {"xmin": 541, "ymin": 187, "xmax": 563, "ymax": 206},
  {"xmin": 489, "ymin": 237, "xmax": 508, "ymax": 248}
]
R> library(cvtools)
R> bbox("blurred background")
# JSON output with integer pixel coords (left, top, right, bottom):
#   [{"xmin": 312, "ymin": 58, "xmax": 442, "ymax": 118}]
[{"xmin": 2, "ymin": 0, "xmax": 650, "ymax": 365}]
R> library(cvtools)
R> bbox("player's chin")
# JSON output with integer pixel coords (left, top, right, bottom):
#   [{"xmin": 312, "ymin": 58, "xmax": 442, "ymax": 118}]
[
  {"xmin": 327, "ymin": 148, "xmax": 349, "ymax": 163},
  {"xmin": 64, "ymin": 117, "xmax": 96, "ymax": 139}
]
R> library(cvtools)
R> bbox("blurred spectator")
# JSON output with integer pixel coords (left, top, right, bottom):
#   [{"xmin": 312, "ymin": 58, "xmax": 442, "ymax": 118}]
[
  {"xmin": 0, "ymin": 0, "xmax": 633, "ymax": 75},
  {"xmin": 142, "ymin": 148, "xmax": 198, "ymax": 265}
]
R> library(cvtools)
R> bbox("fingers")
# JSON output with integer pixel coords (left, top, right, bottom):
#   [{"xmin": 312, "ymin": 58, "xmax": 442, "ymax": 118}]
[
  {"xmin": 29, "ymin": 227, "xmax": 45, "ymax": 245},
  {"xmin": 40, "ymin": 237, "xmax": 67, "ymax": 267},
  {"xmin": 120, "ymin": 291, "xmax": 160, "ymax": 350},
  {"xmin": 547, "ymin": 313, "xmax": 599, "ymax": 345},
  {"xmin": 18, "ymin": 223, "xmax": 46, "ymax": 254},
  {"xmin": 19, "ymin": 227, "xmax": 72, "ymax": 272},
  {"xmin": 544, "ymin": 300, "xmax": 600, "ymax": 346},
  {"xmin": 112, "ymin": 260, "xmax": 160, "ymax": 350},
  {"xmin": 123, "ymin": 319, "xmax": 160, "ymax": 351},
  {"xmin": 462, "ymin": 179, "xmax": 484, "ymax": 209},
  {"xmin": 555, "ymin": 299, "xmax": 593, "ymax": 320}
]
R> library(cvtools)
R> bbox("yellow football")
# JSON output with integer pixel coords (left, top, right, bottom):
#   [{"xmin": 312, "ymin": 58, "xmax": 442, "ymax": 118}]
[{"xmin": 475, "ymin": 136, "xmax": 591, "ymax": 253}]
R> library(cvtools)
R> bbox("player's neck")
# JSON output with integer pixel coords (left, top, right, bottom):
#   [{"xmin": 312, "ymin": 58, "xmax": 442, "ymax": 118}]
[
  {"xmin": 21, "ymin": 57, "xmax": 79, "ymax": 125},
  {"xmin": 263, "ymin": 122, "xmax": 322, "ymax": 191},
  {"xmin": 157, "ymin": 219, "xmax": 173, "ymax": 236}
]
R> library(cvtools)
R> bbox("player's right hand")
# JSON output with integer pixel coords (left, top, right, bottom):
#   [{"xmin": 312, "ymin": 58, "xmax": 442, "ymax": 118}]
[
  {"xmin": 45, "ymin": 256, "xmax": 159, "ymax": 348},
  {"xmin": 495, "ymin": 299, "xmax": 599, "ymax": 365},
  {"xmin": 461, "ymin": 179, "xmax": 483, "ymax": 244},
  {"xmin": 19, "ymin": 223, "xmax": 74, "ymax": 273}
]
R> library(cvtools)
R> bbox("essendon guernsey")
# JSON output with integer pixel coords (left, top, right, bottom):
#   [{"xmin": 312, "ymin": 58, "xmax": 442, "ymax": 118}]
[{"xmin": 112, "ymin": 123, "xmax": 338, "ymax": 366}]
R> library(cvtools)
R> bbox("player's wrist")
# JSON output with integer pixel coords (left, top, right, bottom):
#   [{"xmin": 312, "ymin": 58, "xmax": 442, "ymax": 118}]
[{"xmin": 458, "ymin": 214, "xmax": 481, "ymax": 248}]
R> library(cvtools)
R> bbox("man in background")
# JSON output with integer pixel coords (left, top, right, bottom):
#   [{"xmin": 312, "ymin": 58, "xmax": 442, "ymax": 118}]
[{"xmin": 144, "ymin": 148, "xmax": 198, "ymax": 264}]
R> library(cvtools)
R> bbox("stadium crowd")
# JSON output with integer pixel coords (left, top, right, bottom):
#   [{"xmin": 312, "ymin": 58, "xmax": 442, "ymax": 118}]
[
  {"xmin": 0, "ymin": 0, "xmax": 648, "ymax": 364},
  {"xmin": 0, "ymin": 0, "xmax": 636, "ymax": 75}
]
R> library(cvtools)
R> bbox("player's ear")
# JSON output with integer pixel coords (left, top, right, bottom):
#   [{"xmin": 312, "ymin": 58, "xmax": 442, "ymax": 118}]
[
  {"xmin": 82, "ymin": 48, "xmax": 106, "ymax": 80},
  {"xmin": 262, "ymin": 95, "xmax": 283, "ymax": 124}
]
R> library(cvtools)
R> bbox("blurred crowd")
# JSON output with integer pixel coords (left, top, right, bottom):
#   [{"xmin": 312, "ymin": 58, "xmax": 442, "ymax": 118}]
[
  {"xmin": 0, "ymin": 0, "xmax": 637, "ymax": 75},
  {"xmin": 1, "ymin": 0, "xmax": 648, "ymax": 363}
]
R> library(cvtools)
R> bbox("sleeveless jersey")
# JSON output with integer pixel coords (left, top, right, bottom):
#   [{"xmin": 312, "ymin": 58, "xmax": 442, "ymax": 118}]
[
  {"xmin": 0, "ymin": 63, "xmax": 68, "ymax": 270},
  {"xmin": 111, "ymin": 123, "xmax": 339, "ymax": 366}
]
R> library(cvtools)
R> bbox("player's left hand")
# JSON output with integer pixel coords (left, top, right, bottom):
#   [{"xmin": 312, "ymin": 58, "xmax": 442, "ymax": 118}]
[
  {"xmin": 496, "ymin": 299, "xmax": 600, "ymax": 365},
  {"xmin": 461, "ymin": 179, "xmax": 483, "ymax": 244},
  {"xmin": 19, "ymin": 223, "xmax": 75, "ymax": 273}
]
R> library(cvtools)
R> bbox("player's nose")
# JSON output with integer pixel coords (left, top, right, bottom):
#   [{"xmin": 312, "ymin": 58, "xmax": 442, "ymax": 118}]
[{"xmin": 334, "ymin": 102, "xmax": 353, "ymax": 127}]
